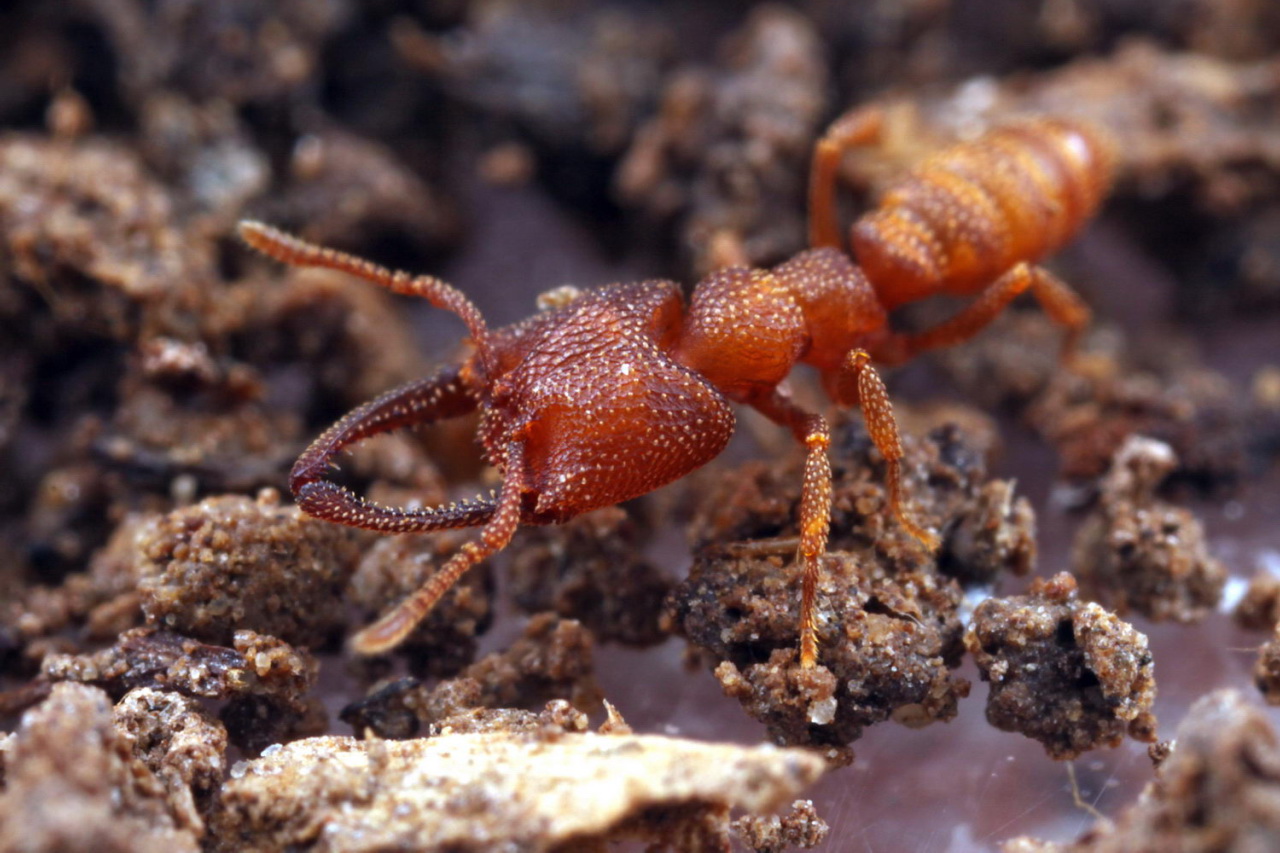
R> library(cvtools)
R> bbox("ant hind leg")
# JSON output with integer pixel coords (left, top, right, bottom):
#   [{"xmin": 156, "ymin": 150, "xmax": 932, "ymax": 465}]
[
  {"xmin": 869, "ymin": 263, "xmax": 1091, "ymax": 365},
  {"xmin": 749, "ymin": 394, "xmax": 833, "ymax": 669},
  {"xmin": 809, "ymin": 106, "xmax": 886, "ymax": 250},
  {"xmin": 1025, "ymin": 266, "xmax": 1092, "ymax": 361}
]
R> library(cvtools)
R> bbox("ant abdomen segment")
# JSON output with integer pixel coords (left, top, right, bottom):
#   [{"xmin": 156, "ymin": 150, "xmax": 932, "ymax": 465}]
[{"xmin": 850, "ymin": 118, "xmax": 1115, "ymax": 308}]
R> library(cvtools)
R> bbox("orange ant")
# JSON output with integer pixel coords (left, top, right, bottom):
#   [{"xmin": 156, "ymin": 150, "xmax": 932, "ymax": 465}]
[{"xmin": 239, "ymin": 104, "xmax": 1114, "ymax": 667}]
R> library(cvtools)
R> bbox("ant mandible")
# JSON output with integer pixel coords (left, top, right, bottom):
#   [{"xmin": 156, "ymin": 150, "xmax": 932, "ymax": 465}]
[{"xmin": 240, "ymin": 104, "xmax": 1114, "ymax": 668}]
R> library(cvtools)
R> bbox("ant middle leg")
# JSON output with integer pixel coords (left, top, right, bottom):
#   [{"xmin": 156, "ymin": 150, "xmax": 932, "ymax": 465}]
[
  {"xmin": 750, "ymin": 393, "xmax": 832, "ymax": 669},
  {"xmin": 870, "ymin": 263, "xmax": 1092, "ymax": 365}
]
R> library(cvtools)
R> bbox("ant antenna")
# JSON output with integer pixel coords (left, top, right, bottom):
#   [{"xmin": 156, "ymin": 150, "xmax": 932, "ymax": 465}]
[{"xmin": 238, "ymin": 221, "xmax": 495, "ymax": 375}]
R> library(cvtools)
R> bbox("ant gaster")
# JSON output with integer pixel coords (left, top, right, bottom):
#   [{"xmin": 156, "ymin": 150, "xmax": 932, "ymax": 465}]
[{"xmin": 240, "ymin": 105, "xmax": 1115, "ymax": 667}]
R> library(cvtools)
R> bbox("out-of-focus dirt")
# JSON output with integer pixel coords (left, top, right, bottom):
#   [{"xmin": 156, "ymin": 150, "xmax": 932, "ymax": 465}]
[
  {"xmin": 1004, "ymin": 690, "xmax": 1280, "ymax": 851},
  {"xmin": 0, "ymin": 682, "xmax": 200, "ymax": 852},
  {"xmin": 1071, "ymin": 435, "xmax": 1226, "ymax": 621}
]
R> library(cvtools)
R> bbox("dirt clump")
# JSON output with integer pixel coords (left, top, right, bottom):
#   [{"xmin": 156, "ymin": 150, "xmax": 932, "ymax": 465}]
[
  {"xmin": 347, "ymin": 529, "xmax": 495, "ymax": 679},
  {"xmin": 616, "ymin": 5, "xmax": 827, "ymax": 273},
  {"xmin": 137, "ymin": 490, "xmax": 360, "ymax": 648},
  {"xmin": 113, "ymin": 687, "xmax": 229, "ymax": 839},
  {"xmin": 1233, "ymin": 571, "xmax": 1280, "ymax": 632},
  {"xmin": 0, "ymin": 682, "xmax": 199, "ymax": 853},
  {"xmin": 667, "ymin": 418, "xmax": 1040, "ymax": 747},
  {"xmin": 340, "ymin": 613, "xmax": 599, "ymax": 740},
  {"xmin": 206, "ymin": 721, "xmax": 826, "ymax": 852},
  {"xmin": 1072, "ymin": 435, "xmax": 1226, "ymax": 621},
  {"xmin": 965, "ymin": 572, "xmax": 1158, "ymax": 759},
  {"xmin": 732, "ymin": 798, "xmax": 830, "ymax": 852},
  {"xmin": 41, "ymin": 627, "xmax": 323, "ymax": 755},
  {"xmin": 247, "ymin": 128, "xmax": 458, "ymax": 261},
  {"xmin": 1253, "ymin": 626, "xmax": 1280, "ymax": 705},
  {"xmin": 508, "ymin": 506, "xmax": 673, "ymax": 647}
]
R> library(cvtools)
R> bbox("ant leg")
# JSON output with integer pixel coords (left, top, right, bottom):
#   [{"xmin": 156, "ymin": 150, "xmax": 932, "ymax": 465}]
[
  {"xmin": 870, "ymin": 263, "xmax": 1092, "ymax": 365},
  {"xmin": 809, "ymin": 105, "xmax": 885, "ymax": 250},
  {"xmin": 351, "ymin": 441, "xmax": 527, "ymax": 655},
  {"xmin": 291, "ymin": 368, "xmax": 495, "ymax": 534},
  {"xmin": 1026, "ymin": 265, "xmax": 1092, "ymax": 361},
  {"xmin": 837, "ymin": 350, "xmax": 940, "ymax": 551},
  {"xmin": 750, "ymin": 393, "xmax": 832, "ymax": 669}
]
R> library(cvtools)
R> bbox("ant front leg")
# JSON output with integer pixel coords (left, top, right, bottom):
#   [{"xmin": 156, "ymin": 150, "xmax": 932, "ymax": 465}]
[
  {"xmin": 808, "ymin": 106, "xmax": 885, "ymax": 250},
  {"xmin": 750, "ymin": 393, "xmax": 832, "ymax": 669},
  {"xmin": 870, "ymin": 263, "xmax": 1093, "ymax": 366}
]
